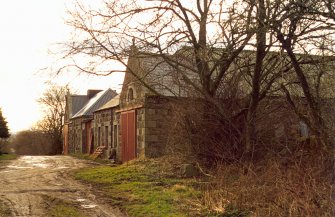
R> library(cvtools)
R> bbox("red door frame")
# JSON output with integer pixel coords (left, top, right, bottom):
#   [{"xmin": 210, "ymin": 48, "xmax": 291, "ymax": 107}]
[
  {"xmin": 121, "ymin": 110, "xmax": 136, "ymax": 162},
  {"xmin": 63, "ymin": 124, "xmax": 69, "ymax": 154}
]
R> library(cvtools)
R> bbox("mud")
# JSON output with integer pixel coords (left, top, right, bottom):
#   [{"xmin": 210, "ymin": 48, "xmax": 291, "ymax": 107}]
[{"xmin": 0, "ymin": 156, "xmax": 124, "ymax": 217}]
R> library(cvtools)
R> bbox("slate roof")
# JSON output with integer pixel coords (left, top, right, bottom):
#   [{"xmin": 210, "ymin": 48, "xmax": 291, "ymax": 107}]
[
  {"xmin": 133, "ymin": 49, "xmax": 335, "ymax": 98},
  {"xmin": 95, "ymin": 94, "xmax": 120, "ymax": 112},
  {"xmin": 71, "ymin": 89, "xmax": 117, "ymax": 119},
  {"xmin": 70, "ymin": 95, "xmax": 89, "ymax": 118},
  {"xmin": 132, "ymin": 53, "xmax": 200, "ymax": 97}
]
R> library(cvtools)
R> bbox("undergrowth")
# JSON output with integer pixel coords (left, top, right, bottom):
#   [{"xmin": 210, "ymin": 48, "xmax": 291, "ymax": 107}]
[{"xmin": 201, "ymin": 151, "xmax": 334, "ymax": 216}]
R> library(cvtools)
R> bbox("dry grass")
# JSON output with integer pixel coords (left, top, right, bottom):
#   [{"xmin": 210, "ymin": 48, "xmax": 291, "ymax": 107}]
[{"xmin": 199, "ymin": 152, "xmax": 334, "ymax": 217}]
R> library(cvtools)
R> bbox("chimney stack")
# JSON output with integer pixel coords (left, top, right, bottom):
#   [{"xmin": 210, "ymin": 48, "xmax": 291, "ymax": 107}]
[{"xmin": 87, "ymin": 89, "xmax": 102, "ymax": 99}]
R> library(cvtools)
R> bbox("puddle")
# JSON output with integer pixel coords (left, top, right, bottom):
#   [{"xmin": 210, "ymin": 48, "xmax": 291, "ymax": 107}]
[
  {"xmin": 32, "ymin": 163, "xmax": 49, "ymax": 168},
  {"xmin": 55, "ymin": 166, "xmax": 69, "ymax": 169},
  {"xmin": 76, "ymin": 198, "xmax": 97, "ymax": 209},
  {"xmin": 81, "ymin": 204, "xmax": 97, "ymax": 209},
  {"xmin": 7, "ymin": 156, "xmax": 51, "ymax": 169},
  {"xmin": 76, "ymin": 198, "xmax": 87, "ymax": 202}
]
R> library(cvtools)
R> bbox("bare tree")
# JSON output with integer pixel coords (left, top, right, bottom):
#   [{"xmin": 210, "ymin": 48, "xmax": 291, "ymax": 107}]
[
  {"xmin": 37, "ymin": 84, "xmax": 67, "ymax": 154},
  {"xmin": 61, "ymin": 0, "xmax": 335, "ymax": 160},
  {"xmin": 61, "ymin": 0, "xmax": 258, "ymax": 159},
  {"xmin": 10, "ymin": 130, "xmax": 54, "ymax": 155},
  {"xmin": 64, "ymin": 0, "xmax": 256, "ymax": 96},
  {"xmin": 266, "ymin": 0, "xmax": 335, "ymax": 147}
]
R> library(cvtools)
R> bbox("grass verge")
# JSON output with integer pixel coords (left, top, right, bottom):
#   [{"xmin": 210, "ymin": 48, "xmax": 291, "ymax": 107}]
[
  {"xmin": 0, "ymin": 154, "xmax": 17, "ymax": 168},
  {"xmin": 73, "ymin": 158, "xmax": 208, "ymax": 217},
  {"xmin": 0, "ymin": 154, "xmax": 17, "ymax": 161}
]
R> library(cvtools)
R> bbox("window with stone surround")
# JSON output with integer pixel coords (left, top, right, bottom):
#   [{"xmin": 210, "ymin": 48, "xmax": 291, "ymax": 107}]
[{"xmin": 127, "ymin": 87, "xmax": 135, "ymax": 101}]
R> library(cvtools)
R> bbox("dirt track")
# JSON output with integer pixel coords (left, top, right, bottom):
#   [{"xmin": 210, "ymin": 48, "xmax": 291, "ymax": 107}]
[{"xmin": 0, "ymin": 156, "xmax": 123, "ymax": 217}]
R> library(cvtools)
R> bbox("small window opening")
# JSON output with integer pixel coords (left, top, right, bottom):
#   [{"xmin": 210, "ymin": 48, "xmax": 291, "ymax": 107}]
[{"xmin": 128, "ymin": 88, "xmax": 134, "ymax": 101}]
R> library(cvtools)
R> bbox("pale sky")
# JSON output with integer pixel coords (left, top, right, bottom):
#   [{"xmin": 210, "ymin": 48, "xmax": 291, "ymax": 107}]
[{"xmin": 0, "ymin": 1, "xmax": 124, "ymax": 133}]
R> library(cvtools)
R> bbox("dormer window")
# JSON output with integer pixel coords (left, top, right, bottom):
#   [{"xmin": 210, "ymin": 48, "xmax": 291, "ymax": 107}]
[{"xmin": 127, "ymin": 87, "xmax": 134, "ymax": 101}]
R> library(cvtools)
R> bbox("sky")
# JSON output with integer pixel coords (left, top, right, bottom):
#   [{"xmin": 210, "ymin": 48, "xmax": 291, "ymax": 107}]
[{"xmin": 0, "ymin": 0, "xmax": 124, "ymax": 133}]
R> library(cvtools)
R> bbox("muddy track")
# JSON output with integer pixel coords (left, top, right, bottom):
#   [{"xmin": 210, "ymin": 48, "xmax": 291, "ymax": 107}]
[{"xmin": 0, "ymin": 156, "xmax": 124, "ymax": 217}]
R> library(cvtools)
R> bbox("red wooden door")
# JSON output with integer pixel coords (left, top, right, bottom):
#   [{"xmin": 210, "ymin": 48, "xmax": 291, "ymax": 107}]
[{"xmin": 121, "ymin": 110, "xmax": 136, "ymax": 162}]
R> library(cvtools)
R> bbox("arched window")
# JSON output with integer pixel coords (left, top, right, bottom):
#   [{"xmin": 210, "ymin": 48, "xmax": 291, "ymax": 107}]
[{"xmin": 127, "ymin": 88, "xmax": 134, "ymax": 101}]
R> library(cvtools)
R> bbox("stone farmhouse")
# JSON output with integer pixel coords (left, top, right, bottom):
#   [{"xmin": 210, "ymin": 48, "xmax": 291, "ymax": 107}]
[
  {"xmin": 63, "ymin": 47, "xmax": 189, "ymax": 162},
  {"xmin": 63, "ymin": 46, "xmax": 335, "ymax": 162},
  {"xmin": 63, "ymin": 89, "xmax": 117, "ymax": 155},
  {"xmin": 63, "ymin": 54, "xmax": 179, "ymax": 162}
]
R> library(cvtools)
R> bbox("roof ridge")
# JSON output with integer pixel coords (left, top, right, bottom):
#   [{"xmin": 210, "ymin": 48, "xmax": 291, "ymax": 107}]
[{"xmin": 86, "ymin": 88, "xmax": 113, "ymax": 112}]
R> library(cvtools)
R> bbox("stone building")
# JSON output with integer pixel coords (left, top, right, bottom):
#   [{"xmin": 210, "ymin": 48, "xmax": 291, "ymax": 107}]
[
  {"xmin": 64, "ymin": 46, "xmax": 335, "ymax": 162},
  {"xmin": 116, "ymin": 46, "xmax": 335, "ymax": 162},
  {"xmin": 116, "ymin": 48, "xmax": 187, "ymax": 162},
  {"xmin": 63, "ymin": 90, "xmax": 97, "ymax": 154},
  {"xmin": 63, "ymin": 89, "xmax": 117, "ymax": 154}
]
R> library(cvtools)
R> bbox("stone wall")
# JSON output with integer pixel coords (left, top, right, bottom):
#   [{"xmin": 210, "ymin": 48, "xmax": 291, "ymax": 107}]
[
  {"xmin": 69, "ymin": 117, "xmax": 92, "ymax": 154},
  {"xmin": 70, "ymin": 118, "xmax": 83, "ymax": 153},
  {"xmin": 93, "ymin": 109, "xmax": 112, "ymax": 158},
  {"xmin": 116, "ymin": 95, "xmax": 172, "ymax": 160},
  {"xmin": 114, "ymin": 112, "xmax": 121, "ymax": 162},
  {"xmin": 143, "ymin": 95, "xmax": 172, "ymax": 157},
  {"xmin": 67, "ymin": 122, "xmax": 75, "ymax": 153}
]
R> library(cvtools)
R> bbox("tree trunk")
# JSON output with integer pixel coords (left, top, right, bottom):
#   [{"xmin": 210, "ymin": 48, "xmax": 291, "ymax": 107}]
[{"xmin": 245, "ymin": 0, "xmax": 266, "ymax": 155}]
